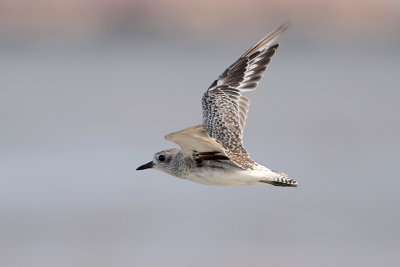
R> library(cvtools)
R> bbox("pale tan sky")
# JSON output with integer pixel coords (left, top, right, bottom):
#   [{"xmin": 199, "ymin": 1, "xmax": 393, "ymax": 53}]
[{"xmin": 1, "ymin": 0, "xmax": 399, "ymax": 38}]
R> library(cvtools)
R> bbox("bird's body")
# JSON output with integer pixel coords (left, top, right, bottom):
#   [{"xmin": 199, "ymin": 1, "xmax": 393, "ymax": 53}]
[
  {"xmin": 178, "ymin": 154, "xmax": 290, "ymax": 186},
  {"xmin": 137, "ymin": 24, "xmax": 298, "ymax": 187}
]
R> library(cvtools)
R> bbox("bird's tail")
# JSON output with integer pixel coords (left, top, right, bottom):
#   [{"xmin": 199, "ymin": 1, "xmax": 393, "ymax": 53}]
[{"xmin": 259, "ymin": 170, "xmax": 298, "ymax": 187}]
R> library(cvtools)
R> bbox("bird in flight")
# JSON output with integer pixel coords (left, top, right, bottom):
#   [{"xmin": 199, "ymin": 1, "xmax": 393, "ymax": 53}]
[{"xmin": 137, "ymin": 24, "xmax": 297, "ymax": 187}]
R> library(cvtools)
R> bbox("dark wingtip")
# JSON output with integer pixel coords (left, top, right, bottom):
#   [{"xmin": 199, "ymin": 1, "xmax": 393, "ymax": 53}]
[{"xmin": 270, "ymin": 43, "xmax": 279, "ymax": 49}]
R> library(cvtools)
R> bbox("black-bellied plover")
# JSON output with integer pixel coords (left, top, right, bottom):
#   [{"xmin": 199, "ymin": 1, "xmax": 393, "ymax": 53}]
[{"xmin": 137, "ymin": 24, "xmax": 297, "ymax": 187}]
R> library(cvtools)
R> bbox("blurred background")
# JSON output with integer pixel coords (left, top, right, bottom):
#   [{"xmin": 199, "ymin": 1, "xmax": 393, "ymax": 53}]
[{"xmin": 1, "ymin": 0, "xmax": 399, "ymax": 266}]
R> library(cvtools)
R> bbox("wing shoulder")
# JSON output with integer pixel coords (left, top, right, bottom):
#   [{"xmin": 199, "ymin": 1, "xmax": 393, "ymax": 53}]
[
  {"xmin": 165, "ymin": 125, "xmax": 245, "ymax": 168},
  {"xmin": 165, "ymin": 125, "xmax": 226, "ymax": 155}
]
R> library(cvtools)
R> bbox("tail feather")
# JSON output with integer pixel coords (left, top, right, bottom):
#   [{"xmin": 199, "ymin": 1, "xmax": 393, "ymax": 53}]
[
  {"xmin": 259, "ymin": 171, "xmax": 298, "ymax": 187},
  {"xmin": 267, "ymin": 180, "xmax": 298, "ymax": 187}
]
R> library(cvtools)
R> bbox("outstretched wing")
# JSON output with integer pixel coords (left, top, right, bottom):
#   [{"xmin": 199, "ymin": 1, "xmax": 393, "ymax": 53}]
[
  {"xmin": 165, "ymin": 125, "xmax": 242, "ymax": 167},
  {"xmin": 202, "ymin": 24, "xmax": 288, "ymax": 169}
]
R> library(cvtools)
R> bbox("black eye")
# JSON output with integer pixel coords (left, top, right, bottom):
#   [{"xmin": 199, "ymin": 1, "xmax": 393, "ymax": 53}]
[{"xmin": 158, "ymin": 155, "xmax": 166, "ymax": 162}]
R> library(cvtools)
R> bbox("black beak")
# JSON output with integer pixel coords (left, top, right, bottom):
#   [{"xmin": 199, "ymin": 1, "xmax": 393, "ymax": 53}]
[{"xmin": 136, "ymin": 161, "xmax": 154, "ymax": 170}]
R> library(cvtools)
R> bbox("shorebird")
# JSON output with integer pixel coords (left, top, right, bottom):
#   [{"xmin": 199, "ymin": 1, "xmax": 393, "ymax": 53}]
[{"xmin": 137, "ymin": 24, "xmax": 297, "ymax": 187}]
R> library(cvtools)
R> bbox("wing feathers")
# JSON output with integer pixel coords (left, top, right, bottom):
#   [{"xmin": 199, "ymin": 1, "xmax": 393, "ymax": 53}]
[
  {"xmin": 240, "ymin": 23, "xmax": 289, "ymax": 60},
  {"xmin": 201, "ymin": 24, "xmax": 288, "ymax": 169}
]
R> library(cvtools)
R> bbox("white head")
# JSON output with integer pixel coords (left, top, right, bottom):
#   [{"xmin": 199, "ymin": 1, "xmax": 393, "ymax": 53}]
[{"xmin": 136, "ymin": 148, "xmax": 180, "ymax": 173}]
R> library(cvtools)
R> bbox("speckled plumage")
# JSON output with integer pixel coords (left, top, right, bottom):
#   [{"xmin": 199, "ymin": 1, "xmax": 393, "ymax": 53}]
[
  {"xmin": 202, "ymin": 44, "xmax": 279, "ymax": 170},
  {"xmin": 137, "ymin": 23, "xmax": 297, "ymax": 187}
]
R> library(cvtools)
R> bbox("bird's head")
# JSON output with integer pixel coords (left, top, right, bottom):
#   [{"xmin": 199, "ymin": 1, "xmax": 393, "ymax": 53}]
[{"xmin": 136, "ymin": 148, "xmax": 179, "ymax": 173}]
